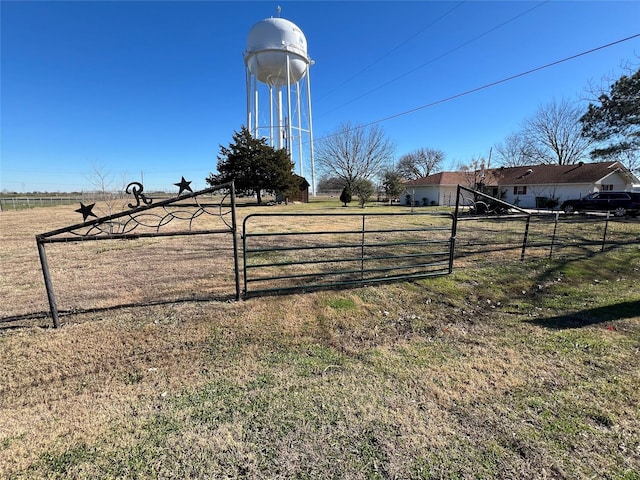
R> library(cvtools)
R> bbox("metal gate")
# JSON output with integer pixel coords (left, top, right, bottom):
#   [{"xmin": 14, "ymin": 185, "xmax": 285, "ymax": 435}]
[
  {"xmin": 242, "ymin": 211, "xmax": 455, "ymax": 296},
  {"xmin": 36, "ymin": 181, "xmax": 240, "ymax": 327}
]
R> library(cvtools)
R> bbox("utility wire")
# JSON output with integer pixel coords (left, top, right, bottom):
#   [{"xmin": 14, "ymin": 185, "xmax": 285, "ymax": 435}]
[
  {"xmin": 316, "ymin": 1, "xmax": 466, "ymax": 102},
  {"xmin": 318, "ymin": 1, "xmax": 548, "ymax": 118},
  {"xmin": 314, "ymin": 33, "xmax": 640, "ymax": 142}
]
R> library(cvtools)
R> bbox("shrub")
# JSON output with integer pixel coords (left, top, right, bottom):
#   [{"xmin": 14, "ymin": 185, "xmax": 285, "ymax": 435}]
[{"xmin": 340, "ymin": 185, "xmax": 352, "ymax": 207}]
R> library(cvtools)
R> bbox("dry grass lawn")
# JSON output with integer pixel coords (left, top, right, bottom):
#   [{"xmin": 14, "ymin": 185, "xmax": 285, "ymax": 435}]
[{"xmin": 1, "ymin": 201, "xmax": 639, "ymax": 479}]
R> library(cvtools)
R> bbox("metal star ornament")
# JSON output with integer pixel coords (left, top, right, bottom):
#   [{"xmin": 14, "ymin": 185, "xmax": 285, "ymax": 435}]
[
  {"xmin": 75, "ymin": 202, "xmax": 97, "ymax": 221},
  {"xmin": 174, "ymin": 176, "xmax": 193, "ymax": 196}
]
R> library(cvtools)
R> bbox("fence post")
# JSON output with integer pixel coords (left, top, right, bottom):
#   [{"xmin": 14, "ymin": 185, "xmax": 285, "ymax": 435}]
[
  {"xmin": 549, "ymin": 211, "xmax": 559, "ymax": 259},
  {"xmin": 360, "ymin": 214, "xmax": 366, "ymax": 280},
  {"xmin": 448, "ymin": 214, "xmax": 456, "ymax": 273},
  {"xmin": 601, "ymin": 212, "xmax": 610, "ymax": 252},
  {"xmin": 36, "ymin": 239, "xmax": 60, "ymax": 328},
  {"xmin": 520, "ymin": 215, "xmax": 531, "ymax": 261},
  {"xmin": 230, "ymin": 182, "xmax": 241, "ymax": 300}
]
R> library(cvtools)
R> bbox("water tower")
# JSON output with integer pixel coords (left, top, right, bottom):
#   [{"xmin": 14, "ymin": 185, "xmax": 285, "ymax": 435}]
[{"xmin": 244, "ymin": 14, "xmax": 316, "ymax": 195}]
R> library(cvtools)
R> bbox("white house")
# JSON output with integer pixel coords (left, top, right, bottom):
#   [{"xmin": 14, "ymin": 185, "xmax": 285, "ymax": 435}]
[{"xmin": 403, "ymin": 161, "xmax": 640, "ymax": 209}]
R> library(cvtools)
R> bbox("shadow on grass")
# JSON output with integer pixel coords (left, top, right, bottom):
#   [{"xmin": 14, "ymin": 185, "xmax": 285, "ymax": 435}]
[
  {"xmin": 0, "ymin": 294, "xmax": 237, "ymax": 330},
  {"xmin": 528, "ymin": 300, "xmax": 640, "ymax": 329}
]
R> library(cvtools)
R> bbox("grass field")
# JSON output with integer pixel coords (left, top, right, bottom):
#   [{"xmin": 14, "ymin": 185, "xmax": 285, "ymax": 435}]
[{"xmin": 1, "ymin": 200, "xmax": 639, "ymax": 479}]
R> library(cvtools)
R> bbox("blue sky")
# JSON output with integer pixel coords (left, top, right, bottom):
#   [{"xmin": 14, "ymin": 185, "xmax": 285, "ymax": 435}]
[{"xmin": 1, "ymin": 1, "xmax": 639, "ymax": 193}]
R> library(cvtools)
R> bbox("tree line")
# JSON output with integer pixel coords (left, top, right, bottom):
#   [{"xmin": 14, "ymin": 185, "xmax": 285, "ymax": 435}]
[{"xmin": 208, "ymin": 65, "xmax": 639, "ymax": 206}]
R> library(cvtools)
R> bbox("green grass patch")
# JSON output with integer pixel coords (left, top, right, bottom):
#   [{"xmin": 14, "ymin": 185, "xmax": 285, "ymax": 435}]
[
  {"xmin": 2, "ymin": 216, "xmax": 639, "ymax": 478},
  {"xmin": 31, "ymin": 444, "xmax": 99, "ymax": 477},
  {"xmin": 325, "ymin": 296, "xmax": 357, "ymax": 310}
]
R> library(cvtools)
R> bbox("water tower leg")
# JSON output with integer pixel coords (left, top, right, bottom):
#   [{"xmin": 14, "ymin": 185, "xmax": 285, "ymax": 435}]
[
  {"xmin": 306, "ymin": 69, "xmax": 316, "ymax": 196},
  {"xmin": 246, "ymin": 69, "xmax": 252, "ymax": 132},
  {"xmin": 269, "ymin": 85, "xmax": 274, "ymax": 147},
  {"xmin": 254, "ymin": 86, "xmax": 259, "ymax": 137},
  {"xmin": 276, "ymin": 89, "xmax": 283, "ymax": 150},
  {"xmin": 296, "ymin": 83, "xmax": 304, "ymax": 177},
  {"xmin": 286, "ymin": 55, "xmax": 294, "ymax": 161}
]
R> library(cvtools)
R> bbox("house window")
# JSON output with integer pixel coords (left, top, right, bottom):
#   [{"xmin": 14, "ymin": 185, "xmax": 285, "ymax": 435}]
[
  {"xmin": 601, "ymin": 184, "xmax": 614, "ymax": 191},
  {"xmin": 513, "ymin": 186, "xmax": 527, "ymax": 195}
]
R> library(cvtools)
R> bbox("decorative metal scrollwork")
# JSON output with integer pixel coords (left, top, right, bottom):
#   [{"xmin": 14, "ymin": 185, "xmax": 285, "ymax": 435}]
[
  {"xmin": 126, "ymin": 182, "xmax": 153, "ymax": 208},
  {"xmin": 53, "ymin": 178, "xmax": 235, "ymax": 239},
  {"xmin": 35, "ymin": 179, "xmax": 239, "ymax": 328}
]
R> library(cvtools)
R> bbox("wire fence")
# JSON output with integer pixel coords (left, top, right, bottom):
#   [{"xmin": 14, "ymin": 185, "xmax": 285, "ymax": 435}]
[{"xmin": 0, "ymin": 193, "xmax": 176, "ymax": 211}]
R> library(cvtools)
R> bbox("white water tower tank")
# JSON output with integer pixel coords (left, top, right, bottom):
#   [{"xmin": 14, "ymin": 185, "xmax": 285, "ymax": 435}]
[
  {"xmin": 244, "ymin": 17, "xmax": 310, "ymax": 87},
  {"xmin": 243, "ymin": 14, "xmax": 316, "ymax": 196}
]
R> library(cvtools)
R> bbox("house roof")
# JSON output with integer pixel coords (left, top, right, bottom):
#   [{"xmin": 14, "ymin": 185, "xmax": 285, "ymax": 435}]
[
  {"xmin": 404, "ymin": 171, "xmax": 469, "ymax": 187},
  {"xmin": 489, "ymin": 162, "xmax": 631, "ymax": 185},
  {"xmin": 293, "ymin": 174, "xmax": 310, "ymax": 188},
  {"xmin": 404, "ymin": 161, "xmax": 635, "ymax": 187}
]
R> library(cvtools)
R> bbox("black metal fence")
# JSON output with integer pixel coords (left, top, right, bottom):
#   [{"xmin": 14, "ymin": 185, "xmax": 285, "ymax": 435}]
[
  {"xmin": 454, "ymin": 212, "xmax": 639, "ymax": 265},
  {"xmin": 452, "ymin": 185, "xmax": 639, "ymax": 265},
  {"xmin": 242, "ymin": 212, "xmax": 455, "ymax": 296},
  {"xmin": 29, "ymin": 182, "xmax": 639, "ymax": 328}
]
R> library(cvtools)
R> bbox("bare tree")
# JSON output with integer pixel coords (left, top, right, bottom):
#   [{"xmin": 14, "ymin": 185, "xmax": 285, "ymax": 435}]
[
  {"xmin": 396, "ymin": 147, "xmax": 444, "ymax": 180},
  {"xmin": 84, "ymin": 164, "xmax": 126, "ymax": 218},
  {"xmin": 456, "ymin": 156, "xmax": 488, "ymax": 190},
  {"xmin": 522, "ymin": 98, "xmax": 594, "ymax": 165},
  {"xmin": 86, "ymin": 163, "xmax": 116, "ymax": 195},
  {"xmin": 494, "ymin": 132, "xmax": 536, "ymax": 167},
  {"xmin": 315, "ymin": 122, "xmax": 396, "ymax": 188}
]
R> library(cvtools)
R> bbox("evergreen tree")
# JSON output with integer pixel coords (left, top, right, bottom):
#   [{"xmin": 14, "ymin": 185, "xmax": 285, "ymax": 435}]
[
  {"xmin": 339, "ymin": 185, "xmax": 352, "ymax": 207},
  {"xmin": 580, "ymin": 68, "xmax": 640, "ymax": 170},
  {"xmin": 207, "ymin": 127, "xmax": 298, "ymax": 204},
  {"xmin": 381, "ymin": 169, "xmax": 405, "ymax": 203}
]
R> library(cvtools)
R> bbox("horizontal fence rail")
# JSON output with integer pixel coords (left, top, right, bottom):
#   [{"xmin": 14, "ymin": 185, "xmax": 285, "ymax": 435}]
[
  {"xmin": 453, "ymin": 212, "xmax": 640, "ymax": 266},
  {"xmin": 242, "ymin": 212, "xmax": 455, "ymax": 296}
]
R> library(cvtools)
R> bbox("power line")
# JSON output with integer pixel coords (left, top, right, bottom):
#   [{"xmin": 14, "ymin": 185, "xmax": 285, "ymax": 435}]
[
  {"xmin": 314, "ymin": 33, "xmax": 640, "ymax": 143},
  {"xmin": 316, "ymin": 1, "xmax": 466, "ymax": 103},
  {"xmin": 370, "ymin": 33, "xmax": 640, "ymax": 126},
  {"xmin": 318, "ymin": 1, "xmax": 548, "ymax": 118}
]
